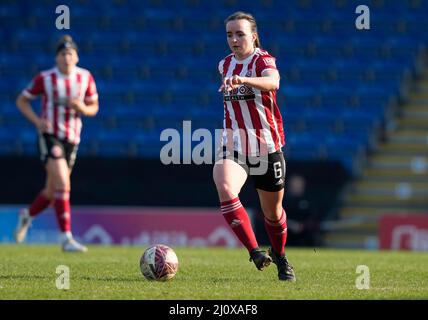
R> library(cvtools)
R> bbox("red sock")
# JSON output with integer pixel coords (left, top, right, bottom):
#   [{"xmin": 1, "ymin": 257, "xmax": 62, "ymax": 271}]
[
  {"xmin": 54, "ymin": 190, "xmax": 71, "ymax": 232},
  {"xmin": 221, "ymin": 197, "xmax": 259, "ymax": 253},
  {"xmin": 264, "ymin": 209, "xmax": 287, "ymax": 256},
  {"xmin": 29, "ymin": 191, "xmax": 51, "ymax": 217}
]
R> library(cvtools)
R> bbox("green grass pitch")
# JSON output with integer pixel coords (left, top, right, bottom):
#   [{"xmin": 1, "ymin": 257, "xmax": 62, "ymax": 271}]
[{"xmin": 1, "ymin": 245, "xmax": 427, "ymax": 299}]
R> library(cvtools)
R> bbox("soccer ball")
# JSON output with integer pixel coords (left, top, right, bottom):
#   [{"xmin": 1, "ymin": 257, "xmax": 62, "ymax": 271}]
[{"xmin": 140, "ymin": 244, "xmax": 179, "ymax": 281}]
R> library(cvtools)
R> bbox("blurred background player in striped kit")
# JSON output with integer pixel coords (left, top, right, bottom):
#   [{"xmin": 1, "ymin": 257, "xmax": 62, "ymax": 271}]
[
  {"xmin": 214, "ymin": 12, "xmax": 295, "ymax": 281},
  {"xmin": 14, "ymin": 35, "xmax": 99, "ymax": 252}
]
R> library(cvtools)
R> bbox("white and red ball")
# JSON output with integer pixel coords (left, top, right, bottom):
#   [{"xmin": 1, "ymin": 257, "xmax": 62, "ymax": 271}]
[{"xmin": 140, "ymin": 244, "xmax": 179, "ymax": 281}]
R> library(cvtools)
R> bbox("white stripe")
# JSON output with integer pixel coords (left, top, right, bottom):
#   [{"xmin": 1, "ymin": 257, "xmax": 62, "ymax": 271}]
[
  {"xmin": 43, "ymin": 74, "xmax": 54, "ymax": 135},
  {"xmin": 221, "ymin": 201, "xmax": 242, "ymax": 211},
  {"xmin": 224, "ymin": 59, "xmax": 243, "ymax": 153},
  {"xmin": 237, "ymin": 62, "xmax": 258, "ymax": 156},
  {"xmin": 270, "ymin": 91, "xmax": 281, "ymax": 148},
  {"xmin": 221, "ymin": 200, "xmax": 241, "ymax": 208},
  {"xmin": 80, "ymin": 70, "xmax": 89, "ymax": 100},
  {"xmin": 221, "ymin": 203, "xmax": 242, "ymax": 212},
  {"xmin": 254, "ymin": 93, "xmax": 276, "ymax": 153},
  {"xmin": 222, "ymin": 208, "xmax": 243, "ymax": 215},
  {"xmin": 75, "ymin": 118, "xmax": 82, "ymax": 144},
  {"xmin": 218, "ymin": 59, "xmax": 225, "ymax": 75},
  {"xmin": 222, "ymin": 108, "xmax": 228, "ymax": 146},
  {"xmin": 251, "ymin": 55, "xmax": 275, "ymax": 153},
  {"xmin": 253, "ymin": 54, "xmax": 279, "ymax": 153},
  {"xmin": 75, "ymin": 71, "xmax": 89, "ymax": 144},
  {"xmin": 222, "ymin": 205, "xmax": 243, "ymax": 215},
  {"xmin": 221, "ymin": 205, "xmax": 242, "ymax": 214},
  {"xmin": 56, "ymin": 78, "xmax": 66, "ymax": 140},
  {"xmin": 69, "ymin": 72, "xmax": 79, "ymax": 143},
  {"xmin": 79, "ymin": 69, "xmax": 89, "ymax": 97}
]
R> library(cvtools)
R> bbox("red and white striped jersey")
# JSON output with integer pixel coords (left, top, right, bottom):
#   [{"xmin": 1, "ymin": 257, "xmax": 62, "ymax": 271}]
[
  {"xmin": 218, "ymin": 48, "xmax": 285, "ymax": 156},
  {"xmin": 22, "ymin": 66, "xmax": 98, "ymax": 145}
]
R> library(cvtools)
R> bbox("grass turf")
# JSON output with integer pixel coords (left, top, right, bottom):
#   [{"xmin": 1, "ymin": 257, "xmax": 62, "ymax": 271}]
[{"xmin": 1, "ymin": 245, "xmax": 427, "ymax": 299}]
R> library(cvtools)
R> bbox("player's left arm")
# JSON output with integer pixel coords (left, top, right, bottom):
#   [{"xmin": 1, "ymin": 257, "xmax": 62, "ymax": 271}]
[
  {"xmin": 220, "ymin": 69, "xmax": 280, "ymax": 92},
  {"xmin": 68, "ymin": 98, "xmax": 99, "ymax": 117},
  {"xmin": 69, "ymin": 73, "xmax": 99, "ymax": 117}
]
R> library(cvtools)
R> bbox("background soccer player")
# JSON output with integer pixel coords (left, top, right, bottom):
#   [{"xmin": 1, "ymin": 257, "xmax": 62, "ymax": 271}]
[
  {"xmin": 214, "ymin": 12, "xmax": 295, "ymax": 281},
  {"xmin": 14, "ymin": 35, "xmax": 99, "ymax": 252}
]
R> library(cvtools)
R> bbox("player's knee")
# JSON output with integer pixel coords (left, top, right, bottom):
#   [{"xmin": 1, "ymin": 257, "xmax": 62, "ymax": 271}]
[
  {"xmin": 53, "ymin": 177, "xmax": 70, "ymax": 191},
  {"xmin": 42, "ymin": 188, "xmax": 54, "ymax": 201},
  {"xmin": 263, "ymin": 205, "xmax": 284, "ymax": 222},
  {"xmin": 215, "ymin": 181, "xmax": 237, "ymax": 200}
]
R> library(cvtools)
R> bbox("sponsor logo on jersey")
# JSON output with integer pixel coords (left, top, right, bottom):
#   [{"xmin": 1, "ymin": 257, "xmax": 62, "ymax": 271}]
[
  {"xmin": 223, "ymin": 85, "xmax": 255, "ymax": 101},
  {"xmin": 263, "ymin": 57, "xmax": 276, "ymax": 68}
]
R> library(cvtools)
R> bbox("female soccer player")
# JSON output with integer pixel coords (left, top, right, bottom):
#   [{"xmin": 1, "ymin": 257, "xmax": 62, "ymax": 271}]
[
  {"xmin": 14, "ymin": 35, "xmax": 99, "ymax": 252},
  {"xmin": 214, "ymin": 12, "xmax": 295, "ymax": 281}
]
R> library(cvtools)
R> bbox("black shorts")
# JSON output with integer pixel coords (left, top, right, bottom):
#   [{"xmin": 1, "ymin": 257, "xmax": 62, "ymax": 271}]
[
  {"xmin": 217, "ymin": 147, "xmax": 286, "ymax": 192},
  {"xmin": 38, "ymin": 133, "xmax": 79, "ymax": 169}
]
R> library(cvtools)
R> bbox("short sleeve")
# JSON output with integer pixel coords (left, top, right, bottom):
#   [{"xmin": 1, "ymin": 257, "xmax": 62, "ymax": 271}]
[
  {"xmin": 22, "ymin": 74, "xmax": 44, "ymax": 99},
  {"xmin": 84, "ymin": 73, "xmax": 98, "ymax": 102},
  {"xmin": 218, "ymin": 59, "xmax": 224, "ymax": 76},
  {"xmin": 255, "ymin": 56, "xmax": 277, "ymax": 77}
]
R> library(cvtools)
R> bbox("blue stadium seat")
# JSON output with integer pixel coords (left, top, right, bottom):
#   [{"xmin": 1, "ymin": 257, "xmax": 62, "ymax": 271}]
[{"xmin": 0, "ymin": 0, "xmax": 427, "ymax": 173}]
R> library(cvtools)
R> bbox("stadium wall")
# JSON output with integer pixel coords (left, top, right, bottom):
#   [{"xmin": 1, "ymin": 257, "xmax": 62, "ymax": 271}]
[{"xmin": 0, "ymin": 156, "xmax": 350, "ymax": 246}]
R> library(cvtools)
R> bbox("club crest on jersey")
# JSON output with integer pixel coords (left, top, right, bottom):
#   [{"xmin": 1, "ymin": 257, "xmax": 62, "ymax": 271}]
[{"xmin": 245, "ymin": 70, "xmax": 252, "ymax": 77}]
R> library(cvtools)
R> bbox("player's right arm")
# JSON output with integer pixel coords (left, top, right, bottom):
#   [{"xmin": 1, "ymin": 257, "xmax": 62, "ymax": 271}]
[{"xmin": 16, "ymin": 74, "xmax": 51, "ymax": 132}]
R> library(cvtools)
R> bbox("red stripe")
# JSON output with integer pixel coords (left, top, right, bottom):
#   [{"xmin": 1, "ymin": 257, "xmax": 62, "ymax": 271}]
[
  {"xmin": 248, "ymin": 54, "xmax": 258, "ymax": 75},
  {"xmin": 230, "ymin": 63, "xmax": 248, "ymax": 154},
  {"xmin": 221, "ymin": 56, "xmax": 235, "ymax": 128},
  {"xmin": 231, "ymin": 61, "xmax": 243, "ymax": 76},
  {"xmin": 271, "ymin": 91, "xmax": 285, "ymax": 146},
  {"xmin": 64, "ymin": 78, "xmax": 71, "ymax": 141},
  {"xmin": 41, "ymin": 94, "xmax": 47, "ymax": 120},
  {"xmin": 222, "ymin": 102, "xmax": 233, "ymax": 150},
  {"xmin": 221, "ymin": 55, "xmax": 234, "ymax": 149},
  {"xmin": 246, "ymin": 99, "xmax": 263, "ymax": 154},
  {"xmin": 261, "ymin": 91, "xmax": 280, "ymax": 150},
  {"xmin": 220, "ymin": 197, "xmax": 240, "ymax": 207},
  {"xmin": 51, "ymin": 73, "xmax": 58, "ymax": 137},
  {"xmin": 75, "ymin": 73, "xmax": 82, "ymax": 144},
  {"xmin": 222, "ymin": 55, "xmax": 233, "ymax": 77},
  {"xmin": 40, "ymin": 75, "xmax": 47, "ymax": 120},
  {"xmin": 244, "ymin": 55, "xmax": 262, "ymax": 154}
]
